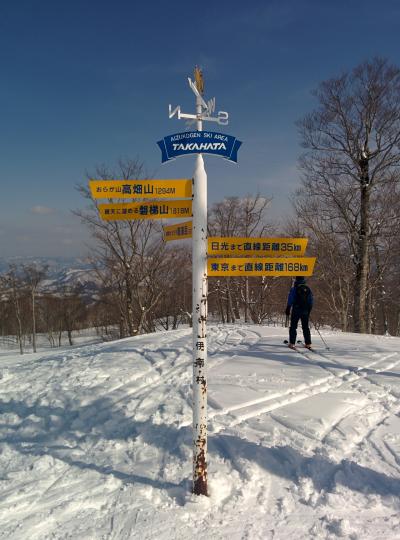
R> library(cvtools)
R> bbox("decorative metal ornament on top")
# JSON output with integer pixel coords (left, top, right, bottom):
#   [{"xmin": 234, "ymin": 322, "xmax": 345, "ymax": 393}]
[{"xmin": 161, "ymin": 67, "xmax": 241, "ymax": 497}]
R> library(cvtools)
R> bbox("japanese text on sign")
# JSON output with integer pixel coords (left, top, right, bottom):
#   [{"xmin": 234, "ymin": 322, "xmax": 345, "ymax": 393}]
[
  {"xmin": 163, "ymin": 220, "xmax": 192, "ymax": 241},
  {"xmin": 89, "ymin": 179, "xmax": 192, "ymax": 199},
  {"xmin": 208, "ymin": 257, "xmax": 316, "ymax": 276},
  {"xmin": 208, "ymin": 237, "xmax": 308, "ymax": 256},
  {"xmin": 99, "ymin": 200, "xmax": 192, "ymax": 221}
]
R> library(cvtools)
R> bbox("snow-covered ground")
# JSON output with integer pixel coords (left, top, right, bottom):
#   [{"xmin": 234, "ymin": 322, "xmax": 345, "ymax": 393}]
[{"xmin": 0, "ymin": 324, "xmax": 399, "ymax": 539}]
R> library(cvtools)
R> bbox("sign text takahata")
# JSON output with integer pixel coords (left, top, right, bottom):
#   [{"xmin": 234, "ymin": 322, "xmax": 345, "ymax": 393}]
[{"xmin": 157, "ymin": 131, "xmax": 242, "ymax": 163}]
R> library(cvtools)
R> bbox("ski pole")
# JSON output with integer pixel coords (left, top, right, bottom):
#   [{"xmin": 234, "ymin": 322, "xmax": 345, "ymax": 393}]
[{"xmin": 311, "ymin": 319, "xmax": 330, "ymax": 350}]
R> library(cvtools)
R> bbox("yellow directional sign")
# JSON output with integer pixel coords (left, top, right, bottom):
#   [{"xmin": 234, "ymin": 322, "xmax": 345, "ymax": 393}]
[
  {"xmin": 89, "ymin": 179, "xmax": 192, "ymax": 199},
  {"xmin": 163, "ymin": 220, "xmax": 192, "ymax": 241},
  {"xmin": 99, "ymin": 200, "xmax": 192, "ymax": 221},
  {"xmin": 208, "ymin": 257, "xmax": 316, "ymax": 277},
  {"xmin": 161, "ymin": 233, "xmax": 309, "ymax": 253},
  {"xmin": 208, "ymin": 237, "xmax": 308, "ymax": 256}
]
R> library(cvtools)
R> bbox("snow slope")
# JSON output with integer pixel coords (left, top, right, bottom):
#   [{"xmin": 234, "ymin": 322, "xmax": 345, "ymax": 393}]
[{"xmin": 0, "ymin": 325, "xmax": 399, "ymax": 539}]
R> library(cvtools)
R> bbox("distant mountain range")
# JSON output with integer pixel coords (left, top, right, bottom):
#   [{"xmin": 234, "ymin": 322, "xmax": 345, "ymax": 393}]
[{"xmin": 0, "ymin": 257, "xmax": 100, "ymax": 300}]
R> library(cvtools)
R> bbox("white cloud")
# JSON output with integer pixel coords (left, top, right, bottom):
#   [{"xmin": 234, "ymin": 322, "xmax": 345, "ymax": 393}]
[{"xmin": 30, "ymin": 206, "xmax": 55, "ymax": 215}]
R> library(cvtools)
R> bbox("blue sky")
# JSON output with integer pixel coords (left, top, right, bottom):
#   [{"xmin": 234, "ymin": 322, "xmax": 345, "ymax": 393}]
[{"xmin": 1, "ymin": 0, "xmax": 400, "ymax": 257}]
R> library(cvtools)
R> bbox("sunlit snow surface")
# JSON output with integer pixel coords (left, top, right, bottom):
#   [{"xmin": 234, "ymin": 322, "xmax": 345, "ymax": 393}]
[{"xmin": 0, "ymin": 325, "xmax": 400, "ymax": 539}]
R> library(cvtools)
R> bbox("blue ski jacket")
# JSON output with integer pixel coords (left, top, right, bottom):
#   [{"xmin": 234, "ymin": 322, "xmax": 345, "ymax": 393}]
[{"xmin": 287, "ymin": 284, "xmax": 313, "ymax": 312}]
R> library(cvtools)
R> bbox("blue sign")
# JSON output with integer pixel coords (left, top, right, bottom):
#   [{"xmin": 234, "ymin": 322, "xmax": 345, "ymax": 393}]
[{"xmin": 157, "ymin": 131, "xmax": 242, "ymax": 163}]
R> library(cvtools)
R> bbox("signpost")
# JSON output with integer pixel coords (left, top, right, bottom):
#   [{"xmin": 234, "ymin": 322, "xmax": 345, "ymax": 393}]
[
  {"xmin": 157, "ymin": 131, "xmax": 242, "ymax": 163},
  {"xmin": 91, "ymin": 67, "xmax": 316, "ymax": 498},
  {"xmin": 89, "ymin": 179, "xmax": 192, "ymax": 199},
  {"xmin": 208, "ymin": 237, "xmax": 308, "ymax": 256},
  {"xmin": 163, "ymin": 220, "xmax": 192, "ymax": 241},
  {"xmin": 165, "ymin": 67, "xmax": 242, "ymax": 496},
  {"xmin": 98, "ymin": 200, "xmax": 192, "ymax": 220},
  {"xmin": 208, "ymin": 257, "xmax": 316, "ymax": 277},
  {"xmin": 163, "ymin": 232, "xmax": 308, "ymax": 257}
]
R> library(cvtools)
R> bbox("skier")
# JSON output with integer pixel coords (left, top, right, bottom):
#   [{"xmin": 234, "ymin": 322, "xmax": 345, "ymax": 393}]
[{"xmin": 285, "ymin": 276, "xmax": 313, "ymax": 349}]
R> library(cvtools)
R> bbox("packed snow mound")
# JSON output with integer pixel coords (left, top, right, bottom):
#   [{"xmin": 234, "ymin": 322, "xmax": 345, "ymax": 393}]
[{"xmin": 0, "ymin": 325, "xmax": 400, "ymax": 539}]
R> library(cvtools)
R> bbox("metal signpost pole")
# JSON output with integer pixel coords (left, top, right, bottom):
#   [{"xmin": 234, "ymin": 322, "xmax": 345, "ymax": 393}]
[
  {"xmin": 164, "ymin": 67, "xmax": 233, "ymax": 495},
  {"xmin": 192, "ymin": 75, "xmax": 208, "ymax": 496}
]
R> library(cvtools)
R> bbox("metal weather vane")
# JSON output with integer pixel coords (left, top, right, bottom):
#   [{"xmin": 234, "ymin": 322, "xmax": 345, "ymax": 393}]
[
  {"xmin": 194, "ymin": 66, "xmax": 204, "ymax": 95},
  {"xmin": 168, "ymin": 67, "xmax": 229, "ymax": 126}
]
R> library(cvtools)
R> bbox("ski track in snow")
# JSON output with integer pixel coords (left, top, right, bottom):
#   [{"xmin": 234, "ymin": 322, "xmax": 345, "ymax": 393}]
[{"xmin": 0, "ymin": 325, "xmax": 399, "ymax": 539}]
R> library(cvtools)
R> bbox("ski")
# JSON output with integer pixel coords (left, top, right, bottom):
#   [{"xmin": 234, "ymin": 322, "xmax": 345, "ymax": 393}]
[
  {"xmin": 297, "ymin": 340, "xmax": 326, "ymax": 354},
  {"xmin": 283, "ymin": 340, "xmax": 300, "ymax": 352},
  {"xmin": 295, "ymin": 340, "xmax": 332, "ymax": 360},
  {"xmin": 303, "ymin": 345, "xmax": 317, "ymax": 353},
  {"xmin": 283, "ymin": 339, "xmax": 317, "ymax": 358},
  {"xmin": 297, "ymin": 339, "xmax": 330, "ymax": 352}
]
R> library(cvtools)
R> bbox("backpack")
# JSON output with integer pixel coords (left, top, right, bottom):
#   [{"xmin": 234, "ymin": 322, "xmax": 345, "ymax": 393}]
[{"xmin": 294, "ymin": 284, "xmax": 311, "ymax": 309}]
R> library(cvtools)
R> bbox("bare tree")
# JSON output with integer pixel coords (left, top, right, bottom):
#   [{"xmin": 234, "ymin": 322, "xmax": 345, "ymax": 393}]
[
  {"xmin": 40, "ymin": 294, "xmax": 63, "ymax": 347},
  {"xmin": 75, "ymin": 158, "xmax": 173, "ymax": 336},
  {"xmin": 55, "ymin": 285, "xmax": 87, "ymax": 345},
  {"xmin": 1, "ymin": 266, "xmax": 25, "ymax": 354},
  {"xmin": 297, "ymin": 58, "xmax": 400, "ymax": 333},
  {"xmin": 208, "ymin": 195, "xmax": 274, "ymax": 323},
  {"xmin": 22, "ymin": 264, "xmax": 48, "ymax": 352},
  {"xmin": 153, "ymin": 245, "xmax": 192, "ymax": 331}
]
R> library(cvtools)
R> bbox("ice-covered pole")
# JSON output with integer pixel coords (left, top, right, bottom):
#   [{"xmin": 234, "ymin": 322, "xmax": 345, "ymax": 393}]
[{"xmin": 192, "ymin": 73, "xmax": 208, "ymax": 496}]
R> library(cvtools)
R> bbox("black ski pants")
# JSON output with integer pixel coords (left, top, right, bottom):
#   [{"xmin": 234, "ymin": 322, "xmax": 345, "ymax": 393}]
[{"xmin": 289, "ymin": 308, "xmax": 311, "ymax": 345}]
